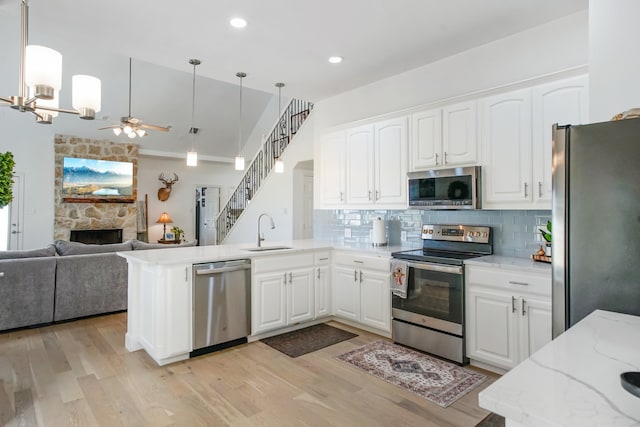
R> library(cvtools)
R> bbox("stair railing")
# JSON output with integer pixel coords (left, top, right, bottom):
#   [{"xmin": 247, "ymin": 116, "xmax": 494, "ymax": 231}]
[{"xmin": 215, "ymin": 98, "xmax": 313, "ymax": 243}]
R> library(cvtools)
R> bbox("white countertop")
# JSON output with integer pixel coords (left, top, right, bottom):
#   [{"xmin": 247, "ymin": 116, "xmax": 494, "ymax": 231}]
[
  {"xmin": 479, "ymin": 310, "xmax": 640, "ymax": 427},
  {"xmin": 465, "ymin": 255, "xmax": 552, "ymax": 274},
  {"xmin": 117, "ymin": 239, "xmax": 410, "ymax": 265}
]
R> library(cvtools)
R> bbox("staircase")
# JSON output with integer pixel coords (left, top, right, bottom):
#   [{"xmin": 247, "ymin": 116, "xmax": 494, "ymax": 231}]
[{"xmin": 215, "ymin": 99, "xmax": 313, "ymax": 244}]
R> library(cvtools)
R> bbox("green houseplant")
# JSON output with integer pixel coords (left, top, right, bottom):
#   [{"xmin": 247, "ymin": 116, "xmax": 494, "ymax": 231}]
[
  {"xmin": 170, "ymin": 226, "xmax": 184, "ymax": 242},
  {"xmin": 0, "ymin": 152, "xmax": 16, "ymax": 209},
  {"xmin": 539, "ymin": 220, "xmax": 552, "ymax": 256}
]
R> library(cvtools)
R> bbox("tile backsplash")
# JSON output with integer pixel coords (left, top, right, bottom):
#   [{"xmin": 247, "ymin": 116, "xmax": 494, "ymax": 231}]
[{"xmin": 314, "ymin": 209, "xmax": 551, "ymax": 259}]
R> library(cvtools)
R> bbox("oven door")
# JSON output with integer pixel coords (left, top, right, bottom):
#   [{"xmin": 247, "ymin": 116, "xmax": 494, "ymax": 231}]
[{"xmin": 392, "ymin": 261, "xmax": 464, "ymax": 336}]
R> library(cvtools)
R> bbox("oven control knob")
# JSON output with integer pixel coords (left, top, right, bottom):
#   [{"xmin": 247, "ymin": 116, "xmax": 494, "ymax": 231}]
[
  {"xmin": 475, "ymin": 231, "xmax": 481, "ymax": 237},
  {"xmin": 467, "ymin": 231, "xmax": 473, "ymax": 237},
  {"xmin": 428, "ymin": 229, "xmax": 434, "ymax": 235}
]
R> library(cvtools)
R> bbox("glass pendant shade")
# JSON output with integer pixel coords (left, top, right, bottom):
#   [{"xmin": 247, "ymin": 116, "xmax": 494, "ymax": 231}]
[
  {"xmin": 72, "ymin": 75, "xmax": 102, "ymax": 112},
  {"xmin": 235, "ymin": 155, "xmax": 245, "ymax": 171},
  {"xmin": 274, "ymin": 158, "xmax": 284, "ymax": 173},
  {"xmin": 35, "ymin": 96, "xmax": 59, "ymax": 118},
  {"xmin": 187, "ymin": 150, "xmax": 198, "ymax": 167},
  {"xmin": 25, "ymin": 45, "xmax": 62, "ymax": 98}
]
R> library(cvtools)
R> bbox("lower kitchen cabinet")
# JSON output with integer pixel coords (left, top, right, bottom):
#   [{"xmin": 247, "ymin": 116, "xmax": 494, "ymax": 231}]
[
  {"xmin": 314, "ymin": 251, "xmax": 332, "ymax": 318},
  {"xmin": 466, "ymin": 264, "xmax": 551, "ymax": 372},
  {"xmin": 253, "ymin": 253, "xmax": 315, "ymax": 335},
  {"xmin": 333, "ymin": 252, "xmax": 391, "ymax": 333}
]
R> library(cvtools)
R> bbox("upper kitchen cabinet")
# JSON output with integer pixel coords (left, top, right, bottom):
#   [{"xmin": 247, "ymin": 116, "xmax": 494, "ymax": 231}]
[
  {"xmin": 481, "ymin": 89, "xmax": 532, "ymax": 208},
  {"xmin": 345, "ymin": 118, "xmax": 407, "ymax": 207},
  {"xmin": 318, "ymin": 130, "xmax": 346, "ymax": 206},
  {"xmin": 531, "ymin": 75, "xmax": 588, "ymax": 206},
  {"xmin": 481, "ymin": 76, "xmax": 588, "ymax": 209},
  {"xmin": 410, "ymin": 100, "xmax": 478, "ymax": 171}
]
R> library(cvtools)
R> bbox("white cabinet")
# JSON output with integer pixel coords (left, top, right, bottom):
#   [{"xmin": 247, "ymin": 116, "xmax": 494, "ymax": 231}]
[
  {"xmin": 410, "ymin": 100, "xmax": 477, "ymax": 171},
  {"xmin": 314, "ymin": 251, "xmax": 331, "ymax": 318},
  {"xmin": 127, "ymin": 262, "xmax": 192, "ymax": 366},
  {"xmin": 532, "ymin": 75, "xmax": 589, "ymax": 206},
  {"xmin": 318, "ymin": 116, "xmax": 407, "ymax": 208},
  {"xmin": 481, "ymin": 89, "xmax": 533, "ymax": 207},
  {"xmin": 253, "ymin": 253, "xmax": 315, "ymax": 335},
  {"xmin": 481, "ymin": 75, "xmax": 588, "ymax": 209},
  {"xmin": 333, "ymin": 252, "xmax": 391, "ymax": 333},
  {"xmin": 466, "ymin": 264, "xmax": 552, "ymax": 372},
  {"xmin": 318, "ymin": 131, "xmax": 346, "ymax": 205}
]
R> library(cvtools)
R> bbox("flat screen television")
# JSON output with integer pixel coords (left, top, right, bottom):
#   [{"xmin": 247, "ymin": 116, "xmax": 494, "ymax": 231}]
[{"xmin": 61, "ymin": 157, "xmax": 135, "ymax": 203}]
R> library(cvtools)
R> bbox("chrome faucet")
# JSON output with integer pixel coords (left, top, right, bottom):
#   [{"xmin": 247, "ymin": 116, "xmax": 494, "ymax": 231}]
[{"xmin": 257, "ymin": 213, "xmax": 275, "ymax": 247}]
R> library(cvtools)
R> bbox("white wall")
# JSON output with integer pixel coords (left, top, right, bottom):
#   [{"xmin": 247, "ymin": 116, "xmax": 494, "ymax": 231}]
[
  {"xmin": 313, "ymin": 11, "xmax": 588, "ymax": 130},
  {"xmin": 588, "ymin": 0, "xmax": 640, "ymax": 122},
  {"xmin": 137, "ymin": 156, "xmax": 240, "ymax": 243}
]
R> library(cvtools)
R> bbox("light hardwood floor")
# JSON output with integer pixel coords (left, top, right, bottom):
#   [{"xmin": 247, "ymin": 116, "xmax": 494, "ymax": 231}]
[{"xmin": 0, "ymin": 313, "xmax": 498, "ymax": 426}]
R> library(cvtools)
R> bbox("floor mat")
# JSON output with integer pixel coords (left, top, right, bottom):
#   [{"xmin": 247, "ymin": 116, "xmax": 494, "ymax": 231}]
[{"xmin": 261, "ymin": 323, "xmax": 357, "ymax": 358}]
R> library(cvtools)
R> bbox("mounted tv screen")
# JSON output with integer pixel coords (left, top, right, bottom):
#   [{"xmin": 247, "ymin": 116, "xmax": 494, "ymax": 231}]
[{"xmin": 62, "ymin": 157, "xmax": 135, "ymax": 203}]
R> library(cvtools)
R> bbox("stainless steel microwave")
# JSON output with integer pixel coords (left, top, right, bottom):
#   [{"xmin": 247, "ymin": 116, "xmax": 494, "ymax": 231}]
[{"xmin": 407, "ymin": 166, "xmax": 481, "ymax": 209}]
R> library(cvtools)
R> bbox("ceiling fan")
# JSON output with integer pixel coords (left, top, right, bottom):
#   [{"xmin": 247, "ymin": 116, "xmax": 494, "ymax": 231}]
[{"xmin": 99, "ymin": 58, "xmax": 171, "ymax": 138}]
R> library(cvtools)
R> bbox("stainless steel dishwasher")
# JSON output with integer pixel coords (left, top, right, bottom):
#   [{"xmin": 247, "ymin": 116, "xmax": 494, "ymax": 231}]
[{"xmin": 191, "ymin": 259, "xmax": 251, "ymax": 356}]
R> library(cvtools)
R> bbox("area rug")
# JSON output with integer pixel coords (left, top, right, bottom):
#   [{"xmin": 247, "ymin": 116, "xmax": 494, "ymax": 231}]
[
  {"xmin": 261, "ymin": 323, "xmax": 357, "ymax": 358},
  {"xmin": 475, "ymin": 412, "xmax": 505, "ymax": 427},
  {"xmin": 336, "ymin": 340, "xmax": 486, "ymax": 407}
]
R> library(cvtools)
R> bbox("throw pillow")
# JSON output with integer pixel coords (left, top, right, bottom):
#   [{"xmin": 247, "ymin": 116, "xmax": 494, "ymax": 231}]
[
  {"xmin": 54, "ymin": 240, "xmax": 133, "ymax": 256},
  {"xmin": 0, "ymin": 244, "xmax": 56, "ymax": 259}
]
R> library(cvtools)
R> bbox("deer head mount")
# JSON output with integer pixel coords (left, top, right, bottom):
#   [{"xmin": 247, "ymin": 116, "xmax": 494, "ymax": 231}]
[{"xmin": 158, "ymin": 173, "xmax": 179, "ymax": 201}]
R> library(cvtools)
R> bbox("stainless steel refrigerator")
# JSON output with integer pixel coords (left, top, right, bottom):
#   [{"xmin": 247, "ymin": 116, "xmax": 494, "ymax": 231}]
[
  {"xmin": 552, "ymin": 119, "xmax": 640, "ymax": 337},
  {"xmin": 195, "ymin": 186, "xmax": 220, "ymax": 246}
]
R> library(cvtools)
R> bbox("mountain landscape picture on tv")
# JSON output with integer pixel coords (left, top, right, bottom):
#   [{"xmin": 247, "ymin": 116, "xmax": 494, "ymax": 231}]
[{"xmin": 62, "ymin": 157, "xmax": 134, "ymax": 198}]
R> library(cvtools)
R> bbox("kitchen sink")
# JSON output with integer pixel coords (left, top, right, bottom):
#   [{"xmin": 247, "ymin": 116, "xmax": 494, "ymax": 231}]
[{"xmin": 243, "ymin": 246, "xmax": 293, "ymax": 252}]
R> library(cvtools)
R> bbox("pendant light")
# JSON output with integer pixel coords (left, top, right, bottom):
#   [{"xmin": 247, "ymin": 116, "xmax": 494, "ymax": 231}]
[
  {"xmin": 186, "ymin": 59, "xmax": 201, "ymax": 167},
  {"xmin": 235, "ymin": 72, "xmax": 247, "ymax": 171},
  {"xmin": 274, "ymin": 82, "xmax": 285, "ymax": 174}
]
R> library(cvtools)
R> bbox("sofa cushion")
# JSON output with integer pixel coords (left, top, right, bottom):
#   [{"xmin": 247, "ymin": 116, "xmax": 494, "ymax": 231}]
[
  {"xmin": 0, "ymin": 244, "xmax": 56, "ymax": 259},
  {"xmin": 131, "ymin": 239, "xmax": 197, "ymax": 250},
  {"xmin": 54, "ymin": 240, "xmax": 133, "ymax": 256}
]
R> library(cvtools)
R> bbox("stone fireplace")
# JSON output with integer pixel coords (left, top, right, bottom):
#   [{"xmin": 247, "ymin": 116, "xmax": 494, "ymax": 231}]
[
  {"xmin": 69, "ymin": 228, "xmax": 123, "ymax": 244},
  {"xmin": 54, "ymin": 135, "xmax": 139, "ymax": 241}
]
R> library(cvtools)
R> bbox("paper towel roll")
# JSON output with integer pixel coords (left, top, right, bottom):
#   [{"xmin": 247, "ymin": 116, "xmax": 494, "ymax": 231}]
[{"xmin": 372, "ymin": 217, "xmax": 387, "ymax": 246}]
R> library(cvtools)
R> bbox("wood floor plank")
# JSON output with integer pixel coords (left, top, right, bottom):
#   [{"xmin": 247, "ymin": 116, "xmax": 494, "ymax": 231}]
[{"xmin": 0, "ymin": 312, "xmax": 499, "ymax": 426}]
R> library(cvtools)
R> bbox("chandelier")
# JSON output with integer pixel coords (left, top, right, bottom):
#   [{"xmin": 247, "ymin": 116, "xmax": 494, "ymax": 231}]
[{"xmin": 0, "ymin": 0, "xmax": 102, "ymax": 124}]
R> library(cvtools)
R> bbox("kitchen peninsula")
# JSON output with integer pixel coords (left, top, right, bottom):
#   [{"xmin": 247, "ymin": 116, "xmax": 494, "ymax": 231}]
[
  {"xmin": 118, "ymin": 240, "xmax": 400, "ymax": 366},
  {"xmin": 479, "ymin": 310, "xmax": 640, "ymax": 427}
]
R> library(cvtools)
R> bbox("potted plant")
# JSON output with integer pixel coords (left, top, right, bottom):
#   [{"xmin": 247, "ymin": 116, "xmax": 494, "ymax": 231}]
[
  {"xmin": 539, "ymin": 221, "xmax": 552, "ymax": 256},
  {"xmin": 170, "ymin": 226, "xmax": 184, "ymax": 243},
  {"xmin": 0, "ymin": 152, "xmax": 16, "ymax": 209}
]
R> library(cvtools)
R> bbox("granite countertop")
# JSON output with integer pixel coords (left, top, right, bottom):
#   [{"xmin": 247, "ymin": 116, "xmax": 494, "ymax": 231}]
[
  {"xmin": 464, "ymin": 254, "xmax": 552, "ymax": 274},
  {"xmin": 479, "ymin": 310, "xmax": 640, "ymax": 427}
]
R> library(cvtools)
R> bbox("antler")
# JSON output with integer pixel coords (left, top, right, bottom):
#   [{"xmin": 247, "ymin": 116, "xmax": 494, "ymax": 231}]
[{"xmin": 159, "ymin": 173, "xmax": 178, "ymax": 187}]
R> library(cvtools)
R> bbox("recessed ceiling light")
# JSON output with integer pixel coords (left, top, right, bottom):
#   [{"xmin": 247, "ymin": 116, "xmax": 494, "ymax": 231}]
[
  {"xmin": 230, "ymin": 17, "xmax": 247, "ymax": 28},
  {"xmin": 328, "ymin": 56, "xmax": 343, "ymax": 64}
]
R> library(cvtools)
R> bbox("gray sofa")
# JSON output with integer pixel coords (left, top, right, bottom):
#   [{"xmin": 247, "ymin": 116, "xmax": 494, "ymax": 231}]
[{"xmin": 0, "ymin": 239, "xmax": 197, "ymax": 332}]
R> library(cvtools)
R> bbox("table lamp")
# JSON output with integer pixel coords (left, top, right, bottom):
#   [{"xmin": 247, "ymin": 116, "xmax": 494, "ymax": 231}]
[{"xmin": 156, "ymin": 212, "xmax": 173, "ymax": 239}]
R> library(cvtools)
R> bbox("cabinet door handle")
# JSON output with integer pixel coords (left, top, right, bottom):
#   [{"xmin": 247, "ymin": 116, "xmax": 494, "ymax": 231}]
[
  {"xmin": 354, "ymin": 270, "xmax": 358, "ymax": 282},
  {"xmin": 185, "ymin": 267, "xmax": 188, "ymax": 282},
  {"xmin": 538, "ymin": 181, "xmax": 543, "ymax": 198},
  {"xmin": 375, "ymin": 190, "xmax": 379, "ymax": 201},
  {"xmin": 512, "ymin": 296, "xmax": 517, "ymax": 313},
  {"xmin": 522, "ymin": 298, "xmax": 527, "ymax": 316},
  {"xmin": 317, "ymin": 268, "xmax": 320, "ymax": 279},
  {"xmin": 288, "ymin": 272, "xmax": 292, "ymax": 284},
  {"xmin": 340, "ymin": 191, "xmax": 344, "ymax": 202},
  {"xmin": 368, "ymin": 190, "xmax": 372, "ymax": 201},
  {"xmin": 524, "ymin": 182, "xmax": 528, "ymax": 198},
  {"xmin": 435, "ymin": 153, "xmax": 439, "ymax": 165},
  {"xmin": 359, "ymin": 270, "xmax": 363, "ymax": 283},
  {"xmin": 284, "ymin": 272, "xmax": 288, "ymax": 283},
  {"xmin": 509, "ymin": 281, "xmax": 529, "ymax": 286},
  {"xmin": 444, "ymin": 152, "xmax": 448, "ymax": 165}
]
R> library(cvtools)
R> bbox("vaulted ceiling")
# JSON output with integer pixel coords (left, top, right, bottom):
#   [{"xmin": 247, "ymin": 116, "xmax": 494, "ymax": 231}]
[{"xmin": 0, "ymin": 0, "xmax": 588, "ymax": 160}]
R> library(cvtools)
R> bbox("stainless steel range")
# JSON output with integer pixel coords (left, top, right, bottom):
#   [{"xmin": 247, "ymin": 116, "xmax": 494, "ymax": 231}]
[{"xmin": 391, "ymin": 224, "xmax": 492, "ymax": 364}]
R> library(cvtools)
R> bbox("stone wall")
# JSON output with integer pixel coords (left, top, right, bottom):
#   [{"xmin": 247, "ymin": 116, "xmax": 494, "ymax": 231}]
[{"xmin": 54, "ymin": 135, "xmax": 138, "ymax": 241}]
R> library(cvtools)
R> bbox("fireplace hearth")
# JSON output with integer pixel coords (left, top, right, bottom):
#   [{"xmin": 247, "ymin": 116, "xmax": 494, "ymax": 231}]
[{"xmin": 70, "ymin": 229, "xmax": 123, "ymax": 244}]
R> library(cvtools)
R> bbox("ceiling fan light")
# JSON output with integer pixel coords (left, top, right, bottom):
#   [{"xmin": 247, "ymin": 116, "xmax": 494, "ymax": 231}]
[
  {"xmin": 123, "ymin": 125, "xmax": 133, "ymax": 135},
  {"xmin": 72, "ymin": 75, "xmax": 101, "ymax": 116},
  {"xmin": 235, "ymin": 155, "xmax": 245, "ymax": 171},
  {"xmin": 135, "ymin": 129, "xmax": 146, "ymax": 137},
  {"xmin": 274, "ymin": 158, "xmax": 284, "ymax": 173},
  {"xmin": 127, "ymin": 131, "xmax": 136, "ymax": 139},
  {"xmin": 25, "ymin": 45, "xmax": 62, "ymax": 99},
  {"xmin": 187, "ymin": 150, "xmax": 198, "ymax": 167},
  {"xmin": 113, "ymin": 127, "xmax": 122, "ymax": 136}
]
